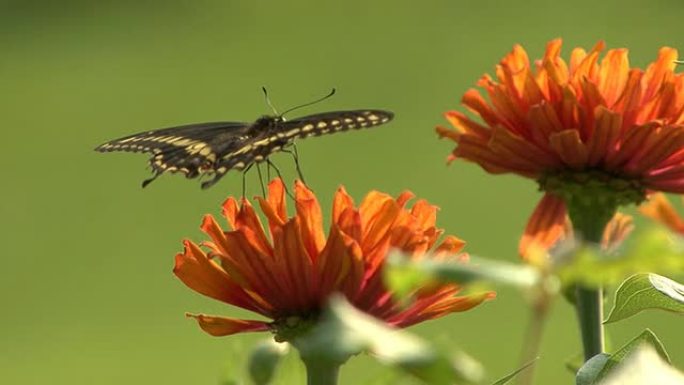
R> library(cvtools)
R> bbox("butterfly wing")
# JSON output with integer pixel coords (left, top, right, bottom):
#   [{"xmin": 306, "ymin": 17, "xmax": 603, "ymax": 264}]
[
  {"xmin": 95, "ymin": 121, "xmax": 251, "ymax": 187},
  {"xmin": 279, "ymin": 109, "xmax": 394, "ymax": 140}
]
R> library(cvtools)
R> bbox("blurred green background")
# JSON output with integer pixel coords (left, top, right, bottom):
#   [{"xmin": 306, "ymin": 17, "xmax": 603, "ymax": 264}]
[{"xmin": 3, "ymin": 0, "xmax": 684, "ymax": 384}]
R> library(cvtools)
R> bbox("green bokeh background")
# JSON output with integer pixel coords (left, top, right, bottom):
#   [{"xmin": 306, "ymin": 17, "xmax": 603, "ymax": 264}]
[{"xmin": 3, "ymin": 0, "xmax": 684, "ymax": 384}]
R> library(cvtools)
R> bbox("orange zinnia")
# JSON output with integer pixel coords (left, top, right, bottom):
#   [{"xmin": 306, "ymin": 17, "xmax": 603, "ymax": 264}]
[
  {"xmin": 174, "ymin": 179, "xmax": 493, "ymax": 339},
  {"xmin": 437, "ymin": 39, "xmax": 684, "ymax": 253}
]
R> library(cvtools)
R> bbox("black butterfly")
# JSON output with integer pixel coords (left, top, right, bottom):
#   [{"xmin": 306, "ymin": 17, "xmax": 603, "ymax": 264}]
[{"xmin": 95, "ymin": 104, "xmax": 394, "ymax": 189}]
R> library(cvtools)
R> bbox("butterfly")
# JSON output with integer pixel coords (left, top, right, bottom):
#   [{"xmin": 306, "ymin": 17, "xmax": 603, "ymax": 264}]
[{"xmin": 95, "ymin": 96, "xmax": 394, "ymax": 189}]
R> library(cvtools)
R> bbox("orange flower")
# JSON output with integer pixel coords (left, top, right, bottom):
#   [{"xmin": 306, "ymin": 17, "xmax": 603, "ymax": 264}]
[
  {"xmin": 438, "ymin": 39, "xmax": 684, "ymax": 253},
  {"xmin": 174, "ymin": 179, "xmax": 494, "ymax": 338},
  {"xmin": 640, "ymin": 193, "xmax": 684, "ymax": 234}
]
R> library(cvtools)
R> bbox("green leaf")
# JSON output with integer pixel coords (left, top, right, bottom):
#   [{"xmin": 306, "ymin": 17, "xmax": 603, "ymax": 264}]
[
  {"xmin": 597, "ymin": 345, "xmax": 684, "ymax": 385},
  {"xmin": 294, "ymin": 295, "xmax": 483, "ymax": 385},
  {"xmin": 491, "ymin": 359, "xmax": 537, "ymax": 385},
  {"xmin": 557, "ymin": 226, "xmax": 684, "ymax": 286},
  {"xmin": 386, "ymin": 253, "xmax": 543, "ymax": 296},
  {"xmin": 247, "ymin": 339, "xmax": 289, "ymax": 385},
  {"xmin": 576, "ymin": 354, "xmax": 610, "ymax": 385},
  {"xmin": 595, "ymin": 329, "xmax": 670, "ymax": 383},
  {"xmin": 605, "ymin": 273, "xmax": 684, "ymax": 323}
]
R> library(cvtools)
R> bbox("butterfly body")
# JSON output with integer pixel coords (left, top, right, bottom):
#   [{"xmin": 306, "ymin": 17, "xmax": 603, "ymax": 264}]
[{"xmin": 95, "ymin": 109, "xmax": 393, "ymax": 189}]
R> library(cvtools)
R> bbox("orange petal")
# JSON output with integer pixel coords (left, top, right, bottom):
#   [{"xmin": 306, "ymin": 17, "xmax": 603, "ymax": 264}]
[
  {"xmin": 259, "ymin": 178, "xmax": 288, "ymax": 232},
  {"xmin": 359, "ymin": 192, "xmax": 401, "ymax": 251},
  {"xmin": 271, "ymin": 219, "xmax": 315, "ymax": 310},
  {"xmin": 433, "ymin": 235, "xmax": 467, "ymax": 257},
  {"xmin": 489, "ymin": 126, "xmax": 557, "ymax": 171},
  {"xmin": 598, "ymin": 48, "xmax": 629, "ymax": 106},
  {"xmin": 316, "ymin": 224, "xmax": 364, "ymax": 298},
  {"xmin": 392, "ymin": 291, "xmax": 496, "ymax": 328},
  {"xmin": 461, "ymin": 88, "xmax": 502, "ymax": 127},
  {"xmin": 222, "ymin": 198, "xmax": 239, "ymax": 229},
  {"xmin": 294, "ymin": 180, "xmax": 326, "ymax": 259},
  {"xmin": 519, "ymin": 194, "xmax": 568, "ymax": 259},
  {"xmin": 549, "ymin": 129, "xmax": 589, "ymax": 169},
  {"xmin": 602, "ymin": 213, "xmax": 634, "ymax": 252},
  {"xmin": 230, "ymin": 201, "xmax": 274, "ymax": 257},
  {"xmin": 640, "ymin": 193, "xmax": 684, "ymax": 234},
  {"xmin": 186, "ymin": 313, "xmax": 269, "ymax": 336},
  {"xmin": 173, "ymin": 240, "xmax": 264, "ymax": 314},
  {"xmin": 332, "ymin": 185, "xmax": 355, "ymax": 223},
  {"xmin": 642, "ymin": 47, "xmax": 678, "ymax": 102},
  {"xmin": 443, "ymin": 111, "xmax": 490, "ymax": 139},
  {"xmin": 587, "ymin": 107, "xmax": 621, "ymax": 166}
]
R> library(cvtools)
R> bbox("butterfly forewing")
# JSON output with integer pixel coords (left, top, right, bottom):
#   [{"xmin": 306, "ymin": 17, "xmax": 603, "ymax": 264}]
[
  {"xmin": 281, "ymin": 110, "xmax": 394, "ymax": 140},
  {"xmin": 96, "ymin": 108, "xmax": 394, "ymax": 189}
]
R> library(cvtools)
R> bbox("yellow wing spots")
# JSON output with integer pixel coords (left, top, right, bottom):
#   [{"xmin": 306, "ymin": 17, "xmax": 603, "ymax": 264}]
[
  {"xmin": 234, "ymin": 162, "xmax": 246, "ymax": 169},
  {"xmin": 254, "ymin": 155, "xmax": 264, "ymax": 161},
  {"xmin": 185, "ymin": 142, "xmax": 210, "ymax": 155},
  {"xmin": 367, "ymin": 114, "xmax": 380, "ymax": 122},
  {"xmin": 167, "ymin": 166, "xmax": 178, "ymax": 172},
  {"xmin": 343, "ymin": 118, "xmax": 353, "ymax": 124},
  {"xmin": 316, "ymin": 122, "xmax": 327, "ymax": 129},
  {"xmin": 331, "ymin": 120, "xmax": 341, "ymax": 126},
  {"xmin": 154, "ymin": 159, "xmax": 164, "ymax": 167},
  {"xmin": 252, "ymin": 139, "xmax": 270, "ymax": 148},
  {"xmin": 118, "ymin": 137, "xmax": 138, "ymax": 144},
  {"xmin": 381, "ymin": 117, "xmax": 390, "ymax": 123},
  {"xmin": 356, "ymin": 116, "xmax": 366, "ymax": 122},
  {"xmin": 285, "ymin": 128, "xmax": 301, "ymax": 138},
  {"xmin": 360, "ymin": 122, "xmax": 369, "ymax": 127},
  {"xmin": 217, "ymin": 166, "xmax": 227, "ymax": 174},
  {"xmin": 173, "ymin": 138, "xmax": 194, "ymax": 147},
  {"xmin": 320, "ymin": 128, "xmax": 330, "ymax": 134},
  {"xmin": 303, "ymin": 124, "xmax": 315, "ymax": 132},
  {"xmin": 270, "ymin": 145, "xmax": 282, "ymax": 153}
]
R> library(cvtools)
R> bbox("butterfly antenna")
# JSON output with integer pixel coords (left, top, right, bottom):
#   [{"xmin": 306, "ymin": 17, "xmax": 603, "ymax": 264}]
[
  {"xmin": 279, "ymin": 88, "xmax": 336, "ymax": 118},
  {"xmin": 262, "ymin": 87, "xmax": 280, "ymax": 116}
]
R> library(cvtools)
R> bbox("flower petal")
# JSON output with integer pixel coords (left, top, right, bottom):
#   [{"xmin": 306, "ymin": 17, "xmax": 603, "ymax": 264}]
[
  {"xmin": 294, "ymin": 180, "xmax": 326, "ymax": 260},
  {"xmin": 186, "ymin": 313, "xmax": 270, "ymax": 336},
  {"xmin": 640, "ymin": 193, "xmax": 684, "ymax": 234},
  {"xmin": 519, "ymin": 193, "xmax": 568, "ymax": 259},
  {"xmin": 173, "ymin": 240, "xmax": 265, "ymax": 314}
]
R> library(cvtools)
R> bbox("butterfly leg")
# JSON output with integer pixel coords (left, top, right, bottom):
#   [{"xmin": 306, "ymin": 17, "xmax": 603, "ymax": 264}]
[
  {"xmin": 241, "ymin": 162, "xmax": 255, "ymax": 198},
  {"xmin": 142, "ymin": 171, "xmax": 162, "ymax": 188},
  {"xmin": 282, "ymin": 141, "xmax": 307, "ymax": 185},
  {"xmin": 255, "ymin": 163, "xmax": 266, "ymax": 197},
  {"xmin": 266, "ymin": 158, "xmax": 294, "ymax": 199}
]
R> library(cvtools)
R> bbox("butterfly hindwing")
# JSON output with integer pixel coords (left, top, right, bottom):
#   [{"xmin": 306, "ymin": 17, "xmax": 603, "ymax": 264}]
[{"xmin": 95, "ymin": 122, "xmax": 251, "ymax": 186}]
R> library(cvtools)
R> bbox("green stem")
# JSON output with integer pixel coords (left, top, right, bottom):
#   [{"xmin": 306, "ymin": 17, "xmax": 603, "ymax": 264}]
[
  {"xmin": 566, "ymin": 199, "xmax": 613, "ymax": 362},
  {"xmin": 301, "ymin": 356, "xmax": 341, "ymax": 385},
  {"xmin": 575, "ymin": 286, "xmax": 604, "ymax": 361}
]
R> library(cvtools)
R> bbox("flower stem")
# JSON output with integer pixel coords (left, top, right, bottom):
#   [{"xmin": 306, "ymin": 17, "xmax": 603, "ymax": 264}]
[
  {"xmin": 575, "ymin": 285, "xmax": 604, "ymax": 361},
  {"xmin": 517, "ymin": 293, "xmax": 551, "ymax": 385},
  {"xmin": 301, "ymin": 356, "xmax": 341, "ymax": 385},
  {"xmin": 565, "ymin": 197, "xmax": 614, "ymax": 362}
]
